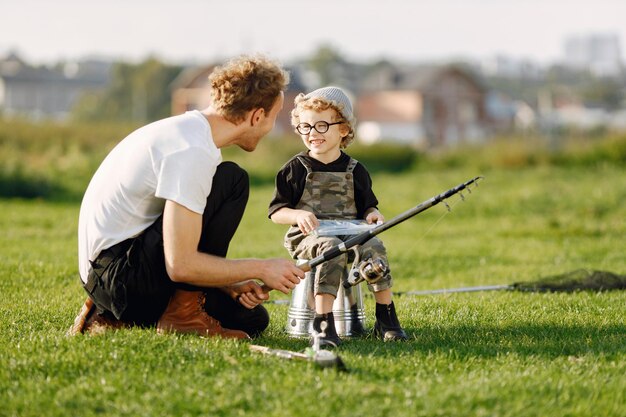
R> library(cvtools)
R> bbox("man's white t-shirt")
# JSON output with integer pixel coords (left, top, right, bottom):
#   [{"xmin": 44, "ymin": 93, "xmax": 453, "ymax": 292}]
[{"xmin": 78, "ymin": 110, "xmax": 222, "ymax": 283}]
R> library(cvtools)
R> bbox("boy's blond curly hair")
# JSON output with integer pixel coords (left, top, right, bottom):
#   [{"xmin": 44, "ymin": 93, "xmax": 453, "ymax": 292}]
[
  {"xmin": 290, "ymin": 94, "xmax": 356, "ymax": 149},
  {"xmin": 209, "ymin": 55, "xmax": 289, "ymax": 124}
]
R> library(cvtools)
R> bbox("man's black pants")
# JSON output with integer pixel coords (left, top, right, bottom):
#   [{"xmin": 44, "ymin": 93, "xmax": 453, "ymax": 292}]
[{"xmin": 83, "ymin": 162, "xmax": 269, "ymax": 337}]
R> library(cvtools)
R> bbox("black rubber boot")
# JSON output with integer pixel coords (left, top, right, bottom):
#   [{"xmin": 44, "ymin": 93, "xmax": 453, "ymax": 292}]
[
  {"xmin": 374, "ymin": 302, "xmax": 408, "ymax": 341},
  {"xmin": 311, "ymin": 312, "xmax": 342, "ymax": 348},
  {"xmin": 350, "ymin": 304, "xmax": 367, "ymax": 337}
]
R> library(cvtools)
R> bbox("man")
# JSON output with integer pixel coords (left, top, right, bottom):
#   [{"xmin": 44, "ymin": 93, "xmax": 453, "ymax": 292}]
[{"xmin": 69, "ymin": 55, "xmax": 304, "ymax": 339}]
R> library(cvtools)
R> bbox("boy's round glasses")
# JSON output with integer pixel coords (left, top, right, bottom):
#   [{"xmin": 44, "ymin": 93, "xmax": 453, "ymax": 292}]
[{"xmin": 296, "ymin": 121, "xmax": 344, "ymax": 135}]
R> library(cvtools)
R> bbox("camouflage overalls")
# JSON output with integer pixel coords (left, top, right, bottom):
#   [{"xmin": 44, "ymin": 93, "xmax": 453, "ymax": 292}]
[{"xmin": 284, "ymin": 156, "xmax": 393, "ymax": 297}]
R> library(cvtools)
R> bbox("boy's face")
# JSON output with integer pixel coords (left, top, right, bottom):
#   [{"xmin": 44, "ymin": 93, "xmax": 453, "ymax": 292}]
[{"xmin": 297, "ymin": 108, "xmax": 347, "ymax": 162}]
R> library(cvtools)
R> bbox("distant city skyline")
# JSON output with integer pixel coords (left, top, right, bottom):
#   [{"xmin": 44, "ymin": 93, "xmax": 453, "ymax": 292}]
[{"xmin": 1, "ymin": 0, "xmax": 624, "ymax": 65}]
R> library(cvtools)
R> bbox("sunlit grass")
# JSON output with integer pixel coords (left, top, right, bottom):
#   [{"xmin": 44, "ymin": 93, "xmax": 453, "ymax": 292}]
[{"xmin": 2, "ymin": 164, "xmax": 624, "ymax": 416}]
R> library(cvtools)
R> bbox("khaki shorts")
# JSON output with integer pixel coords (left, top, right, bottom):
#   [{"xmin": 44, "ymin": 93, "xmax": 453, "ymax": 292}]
[{"xmin": 287, "ymin": 233, "xmax": 393, "ymax": 297}]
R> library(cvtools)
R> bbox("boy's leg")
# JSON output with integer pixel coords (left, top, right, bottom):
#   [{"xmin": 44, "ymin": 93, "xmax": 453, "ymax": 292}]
[
  {"xmin": 360, "ymin": 237, "xmax": 393, "ymax": 294},
  {"xmin": 293, "ymin": 235, "xmax": 346, "ymax": 347},
  {"xmin": 359, "ymin": 237, "xmax": 408, "ymax": 341},
  {"xmin": 314, "ymin": 293, "xmax": 336, "ymax": 313},
  {"xmin": 293, "ymin": 235, "xmax": 346, "ymax": 299}
]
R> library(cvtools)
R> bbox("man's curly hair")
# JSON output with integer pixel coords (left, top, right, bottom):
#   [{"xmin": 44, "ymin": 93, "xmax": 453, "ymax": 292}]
[
  {"xmin": 290, "ymin": 94, "xmax": 356, "ymax": 149},
  {"xmin": 209, "ymin": 55, "xmax": 289, "ymax": 124}
]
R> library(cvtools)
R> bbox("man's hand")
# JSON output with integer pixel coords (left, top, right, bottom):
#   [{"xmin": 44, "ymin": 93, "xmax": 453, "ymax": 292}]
[
  {"xmin": 258, "ymin": 258, "xmax": 304, "ymax": 294},
  {"xmin": 225, "ymin": 280, "xmax": 269, "ymax": 309}
]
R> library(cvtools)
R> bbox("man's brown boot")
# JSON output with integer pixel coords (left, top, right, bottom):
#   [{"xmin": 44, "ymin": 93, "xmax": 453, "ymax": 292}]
[
  {"xmin": 67, "ymin": 297, "xmax": 95, "ymax": 336},
  {"xmin": 67, "ymin": 297, "xmax": 129, "ymax": 336},
  {"xmin": 156, "ymin": 290, "xmax": 250, "ymax": 339}
]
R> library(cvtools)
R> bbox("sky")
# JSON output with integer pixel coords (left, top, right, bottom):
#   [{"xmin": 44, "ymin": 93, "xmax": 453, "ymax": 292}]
[{"xmin": 1, "ymin": 0, "xmax": 625, "ymax": 66}]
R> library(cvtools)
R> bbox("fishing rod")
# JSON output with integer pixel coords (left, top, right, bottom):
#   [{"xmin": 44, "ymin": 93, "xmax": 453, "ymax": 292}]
[{"xmin": 261, "ymin": 175, "xmax": 483, "ymax": 294}]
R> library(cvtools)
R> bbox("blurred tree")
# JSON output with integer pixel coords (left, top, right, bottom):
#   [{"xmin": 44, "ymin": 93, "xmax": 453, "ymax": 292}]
[
  {"xmin": 580, "ymin": 78, "xmax": 624, "ymax": 110},
  {"xmin": 72, "ymin": 57, "xmax": 182, "ymax": 122},
  {"xmin": 306, "ymin": 44, "xmax": 346, "ymax": 86}
]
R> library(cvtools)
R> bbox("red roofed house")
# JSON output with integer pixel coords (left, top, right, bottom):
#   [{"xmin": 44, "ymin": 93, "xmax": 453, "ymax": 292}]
[{"xmin": 356, "ymin": 64, "xmax": 490, "ymax": 148}]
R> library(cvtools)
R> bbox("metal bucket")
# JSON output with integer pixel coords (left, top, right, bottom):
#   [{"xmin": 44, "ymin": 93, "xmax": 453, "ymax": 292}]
[{"xmin": 286, "ymin": 265, "xmax": 365, "ymax": 337}]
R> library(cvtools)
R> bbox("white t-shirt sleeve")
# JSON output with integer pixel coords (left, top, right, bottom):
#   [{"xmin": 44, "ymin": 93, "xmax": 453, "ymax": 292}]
[{"xmin": 155, "ymin": 147, "xmax": 218, "ymax": 214}]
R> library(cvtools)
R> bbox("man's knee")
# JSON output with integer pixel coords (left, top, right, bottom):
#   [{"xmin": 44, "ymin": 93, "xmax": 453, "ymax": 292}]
[
  {"xmin": 202, "ymin": 161, "xmax": 250, "ymax": 231},
  {"xmin": 215, "ymin": 161, "xmax": 249, "ymax": 190}
]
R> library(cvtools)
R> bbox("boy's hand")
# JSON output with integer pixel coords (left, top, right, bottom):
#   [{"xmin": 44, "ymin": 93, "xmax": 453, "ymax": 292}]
[
  {"xmin": 365, "ymin": 209, "xmax": 385, "ymax": 224},
  {"xmin": 295, "ymin": 210, "xmax": 319, "ymax": 235}
]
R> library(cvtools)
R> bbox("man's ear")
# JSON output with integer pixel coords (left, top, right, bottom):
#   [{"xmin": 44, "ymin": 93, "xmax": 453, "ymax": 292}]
[{"xmin": 250, "ymin": 108, "xmax": 265, "ymax": 126}]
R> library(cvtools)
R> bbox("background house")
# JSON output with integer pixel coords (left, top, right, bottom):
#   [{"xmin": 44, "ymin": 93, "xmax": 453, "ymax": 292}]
[
  {"xmin": 357, "ymin": 90, "xmax": 425, "ymax": 146},
  {"xmin": 169, "ymin": 65, "xmax": 217, "ymax": 115},
  {"xmin": 485, "ymin": 91, "xmax": 537, "ymax": 133},
  {"xmin": 355, "ymin": 64, "xmax": 490, "ymax": 147},
  {"xmin": 0, "ymin": 53, "xmax": 110, "ymax": 120}
]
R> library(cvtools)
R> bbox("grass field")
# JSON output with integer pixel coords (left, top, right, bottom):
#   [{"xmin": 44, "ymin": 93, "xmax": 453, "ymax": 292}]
[{"xmin": 1, "ymin": 163, "xmax": 625, "ymax": 417}]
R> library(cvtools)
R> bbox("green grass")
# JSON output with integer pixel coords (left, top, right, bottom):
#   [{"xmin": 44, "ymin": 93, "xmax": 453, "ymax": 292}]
[{"xmin": 1, "ymin": 164, "xmax": 625, "ymax": 417}]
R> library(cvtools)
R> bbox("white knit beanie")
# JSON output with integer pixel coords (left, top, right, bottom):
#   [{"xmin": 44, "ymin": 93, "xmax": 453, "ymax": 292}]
[{"xmin": 304, "ymin": 86, "xmax": 353, "ymax": 121}]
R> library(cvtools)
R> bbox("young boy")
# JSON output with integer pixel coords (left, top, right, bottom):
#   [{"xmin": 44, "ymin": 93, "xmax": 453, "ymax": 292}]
[{"xmin": 269, "ymin": 86, "xmax": 407, "ymax": 347}]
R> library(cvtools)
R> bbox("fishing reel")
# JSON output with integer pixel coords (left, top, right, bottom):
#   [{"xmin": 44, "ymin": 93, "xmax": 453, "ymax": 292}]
[{"xmin": 345, "ymin": 247, "xmax": 388, "ymax": 287}]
